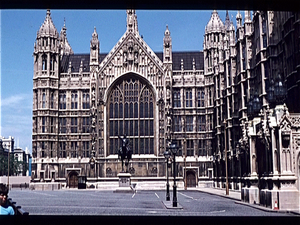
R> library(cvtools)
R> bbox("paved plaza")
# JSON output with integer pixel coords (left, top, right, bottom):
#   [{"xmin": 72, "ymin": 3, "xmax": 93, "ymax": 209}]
[{"xmin": 8, "ymin": 189, "xmax": 296, "ymax": 217}]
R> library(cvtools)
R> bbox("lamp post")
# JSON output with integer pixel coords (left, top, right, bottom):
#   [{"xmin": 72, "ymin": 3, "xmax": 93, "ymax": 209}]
[
  {"xmin": 223, "ymin": 120, "xmax": 229, "ymax": 195},
  {"xmin": 164, "ymin": 150, "xmax": 171, "ymax": 201},
  {"xmin": 7, "ymin": 149, "xmax": 10, "ymax": 188},
  {"xmin": 169, "ymin": 142, "xmax": 179, "ymax": 207}
]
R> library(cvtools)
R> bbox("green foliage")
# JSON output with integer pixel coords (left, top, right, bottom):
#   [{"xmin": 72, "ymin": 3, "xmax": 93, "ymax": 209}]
[{"xmin": 0, "ymin": 154, "xmax": 25, "ymax": 176}]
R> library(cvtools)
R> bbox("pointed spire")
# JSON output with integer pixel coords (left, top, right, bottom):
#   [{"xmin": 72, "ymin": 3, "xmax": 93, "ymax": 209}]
[
  {"xmin": 59, "ymin": 18, "xmax": 73, "ymax": 55},
  {"xmin": 236, "ymin": 10, "xmax": 242, "ymax": 20},
  {"xmin": 92, "ymin": 27, "xmax": 98, "ymax": 39},
  {"xmin": 205, "ymin": 10, "xmax": 224, "ymax": 33},
  {"xmin": 68, "ymin": 61, "xmax": 72, "ymax": 73},
  {"xmin": 245, "ymin": 11, "xmax": 251, "ymax": 22},
  {"xmin": 90, "ymin": 26, "xmax": 99, "ymax": 65},
  {"xmin": 229, "ymin": 21, "xmax": 235, "ymax": 31},
  {"xmin": 181, "ymin": 59, "xmax": 184, "ymax": 71},
  {"xmin": 164, "ymin": 24, "xmax": 172, "ymax": 46},
  {"xmin": 225, "ymin": 10, "xmax": 231, "ymax": 30},
  {"xmin": 91, "ymin": 27, "xmax": 99, "ymax": 49},
  {"xmin": 60, "ymin": 18, "xmax": 67, "ymax": 37},
  {"xmin": 163, "ymin": 24, "xmax": 172, "ymax": 63},
  {"xmin": 38, "ymin": 9, "xmax": 58, "ymax": 37},
  {"xmin": 236, "ymin": 11, "xmax": 242, "ymax": 28},
  {"xmin": 193, "ymin": 58, "xmax": 196, "ymax": 71},
  {"xmin": 79, "ymin": 60, "xmax": 83, "ymax": 73},
  {"xmin": 165, "ymin": 24, "xmax": 170, "ymax": 36},
  {"xmin": 126, "ymin": 9, "xmax": 138, "ymax": 33},
  {"xmin": 46, "ymin": 9, "xmax": 51, "ymax": 17}
]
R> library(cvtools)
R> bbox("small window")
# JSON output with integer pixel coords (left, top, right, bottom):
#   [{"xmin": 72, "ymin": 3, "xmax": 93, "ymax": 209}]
[
  {"xmin": 59, "ymin": 92, "xmax": 66, "ymax": 109},
  {"xmin": 186, "ymin": 116, "xmax": 194, "ymax": 132},
  {"xmin": 187, "ymin": 140, "xmax": 194, "ymax": 156},
  {"xmin": 42, "ymin": 117, "xmax": 46, "ymax": 133},
  {"xmin": 71, "ymin": 118, "xmax": 78, "ymax": 133},
  {"xmin": 42, "ymin": 55, "xmax": 47, "ymax": 70},
  {"xmin": 50, "ymin": 92, "xmax": 54, "ymax": 108},
  {"xmin": 71, "ymin": 91, "xmax": 78, "ymax": 109},
  {"xmin": 42, "ymin": 91, "xmax": 46, "ymax": 108},
  {"xmin": 186, "ymin": 90, "xmax": 193, "ymax": 107},
  {"xmin": 173, "ymin": 89, "xmax": 181, "ymax": 107},
  {"xmin": 82, "ymin": 91, "xmax": 90, "ymax": 109}
]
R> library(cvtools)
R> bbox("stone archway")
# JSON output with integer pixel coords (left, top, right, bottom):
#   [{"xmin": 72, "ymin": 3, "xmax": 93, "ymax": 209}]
[
  {"xmin": 186, "ymin": 170, "xmax": 197, "ymax": 187},
  {"xmin": 68, "ymin": 171, "xmax": 79, "ymax": 188}
]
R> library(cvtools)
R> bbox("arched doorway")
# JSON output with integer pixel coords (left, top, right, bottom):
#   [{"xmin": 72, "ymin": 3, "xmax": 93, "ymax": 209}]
[
  {"xmin": 186, "ymin": 170, "xmax": 196, "ymax": 187},
  {"xmin": 68, "ymin": 171, "xmax": 78, "ymax": 188}
]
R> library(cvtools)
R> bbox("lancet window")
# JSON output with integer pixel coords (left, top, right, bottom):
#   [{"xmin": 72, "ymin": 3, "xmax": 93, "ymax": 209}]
[
  {"xmin": 173, "ymin": 89, "xmax": 181, "ymax": 107},
  {"xmin": 42, "ymin": 90, "xmax": 46, "ymax": 108},
  {"xmin": 59, "ymin": 91, "xmax": 66, "ymax": 109},
  {"xmin": 42, "ymin": 54, "xmax": 47, "ymax": 71},
  {"xmin": 71, "ymin": 91, "xmax": 78, "ymax": 109},
  {"xmin": 82, "ymin": 91, "xmax": 90, "ymax": 109}
]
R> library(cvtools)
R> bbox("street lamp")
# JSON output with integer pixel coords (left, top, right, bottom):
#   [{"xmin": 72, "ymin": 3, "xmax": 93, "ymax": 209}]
[
  {"xmin": 163, "ymin": 150, "xmax": 171, "ymax": 201},
  {"xmin": 274, "ymin": 74, "xmax": 287, "ymax": 104},
  {"xmin": 268, "ymin": 74, "xmax": 287, "ymax": 105},
  {"xmin": 169, "ymin": 142, "xmax": 179, "ymax": 207},
  {"xmin": 267, "ymin": 78, "xmax": 275, "ymax": 104},
  {"xmin": 247, "ymin": 94, "xmax": 254, "ymax": 116},
  {"xmin": 253, "ymin": 91, "xmax": 261, "ymax": 114}
]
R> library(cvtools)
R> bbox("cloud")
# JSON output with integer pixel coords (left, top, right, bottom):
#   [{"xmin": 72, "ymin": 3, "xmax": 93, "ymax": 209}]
[
  {"xmin": 1, "ymin": 93, "xmax": 32, "ymax": 151},
  {"xmin": 1, "ymin": 93, "xmax": 32, "ymax": 109}
]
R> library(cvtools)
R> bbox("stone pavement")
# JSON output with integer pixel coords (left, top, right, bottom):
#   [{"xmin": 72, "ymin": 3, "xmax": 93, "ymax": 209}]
[{"xmin": 195, "ymin": 187, "xmax": 300, "ymax": 216}]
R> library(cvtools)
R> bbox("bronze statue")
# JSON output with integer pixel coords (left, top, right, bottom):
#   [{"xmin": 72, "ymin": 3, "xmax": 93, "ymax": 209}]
[{"xmin": 118, "ymin": 135, "xmax": 132, "ymax": 173}]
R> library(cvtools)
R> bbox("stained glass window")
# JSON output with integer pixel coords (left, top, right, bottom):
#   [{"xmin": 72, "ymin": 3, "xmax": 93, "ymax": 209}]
[{"xmin": 108, "ymin": 75, "xmax": 155, "ymax": 155}]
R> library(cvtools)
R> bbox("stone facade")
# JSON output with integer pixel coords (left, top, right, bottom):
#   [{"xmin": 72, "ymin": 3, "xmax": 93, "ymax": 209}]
[
  {"xmin": 210, "ymin": 11, "xmax": 300, "ymax": 211},
  {"xmin": 31, "ymin": 10, "xmax": 213, "ymax": 188},
  {"xmin": 31, "ymin": 9, "xmax": 300, "ymax": 210}
]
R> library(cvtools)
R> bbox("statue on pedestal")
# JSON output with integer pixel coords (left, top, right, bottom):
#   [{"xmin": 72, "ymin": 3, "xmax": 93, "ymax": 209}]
[{"xmin": 118, "ymin": 135, "xmax": 132, "ymax": 173}]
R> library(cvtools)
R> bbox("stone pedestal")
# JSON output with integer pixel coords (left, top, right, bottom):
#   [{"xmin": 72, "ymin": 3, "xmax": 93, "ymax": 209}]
[
  {"xmin": 114, "ymin": 173, "xmax": 133, "ymax": 193},
  {"xmin": 118, "ymin": 173, "xmax": 131, "ymax": 187}
]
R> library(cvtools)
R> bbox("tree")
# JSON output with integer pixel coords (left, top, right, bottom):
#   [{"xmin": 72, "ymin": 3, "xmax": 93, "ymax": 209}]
[{"xmin": 0, "ymin": 154, "xmax": 23, "ymax": 176}]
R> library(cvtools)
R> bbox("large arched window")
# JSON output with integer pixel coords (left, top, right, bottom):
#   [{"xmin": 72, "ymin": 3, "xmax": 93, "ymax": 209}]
[{"xmin": 108, "ymin": 75, "xmax": 155, "ymax": 155}]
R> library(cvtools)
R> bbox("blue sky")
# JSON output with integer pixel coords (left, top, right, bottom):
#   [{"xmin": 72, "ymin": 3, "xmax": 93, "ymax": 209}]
[{"xmin": 0, "ymin": 9, "xmax": 239, "ymax": 153}]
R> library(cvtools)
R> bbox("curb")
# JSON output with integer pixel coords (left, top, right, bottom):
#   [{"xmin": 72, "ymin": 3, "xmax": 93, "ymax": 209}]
[
  {"xmin": 196, "ymin": 188, "xmax": 300, "ymax": 216},
  {"xmin": 162, "ymin": 201, "xmax": 183, "ymax": 209},
  {"xmin": 235, "ymin": 201, "xmax": 300, "ymax": 216},
  {"xmin": 196, "ymin": 189, "xmax": 240, "ymax": 201}
]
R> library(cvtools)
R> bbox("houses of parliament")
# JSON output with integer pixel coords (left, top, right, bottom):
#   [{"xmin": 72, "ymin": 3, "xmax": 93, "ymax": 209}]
[{"xmin": 32, "ymin": 9, "xmax": 300, "ymax": 210}]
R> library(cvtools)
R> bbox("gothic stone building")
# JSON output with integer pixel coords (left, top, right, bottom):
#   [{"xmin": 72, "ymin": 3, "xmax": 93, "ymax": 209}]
[
  {"xmin": 31, "ymin": 9, "xmax": 214, "ymax": 188},
  {"xmin": 209, "ymin": 11, "xmax": 300, "ymax": 211},
  {"xmin": 32, "ymin": 10, "xmax": 300, "ymax": 210}
]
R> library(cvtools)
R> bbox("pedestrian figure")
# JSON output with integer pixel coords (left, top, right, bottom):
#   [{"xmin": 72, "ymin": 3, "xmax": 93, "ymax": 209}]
[{"xmin": 0, "ymin": 184, "xmax": 14, "ymax": 215}]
